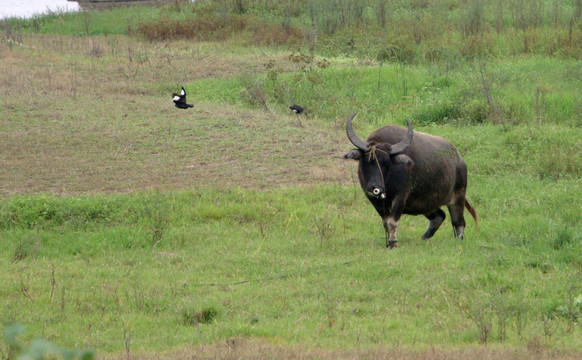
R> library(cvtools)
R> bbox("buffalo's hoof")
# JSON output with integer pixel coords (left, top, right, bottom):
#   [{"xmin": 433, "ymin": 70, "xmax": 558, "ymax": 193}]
[{"xmin": 387, "ymin": 240, "xmax": 398, "ymax": 249}]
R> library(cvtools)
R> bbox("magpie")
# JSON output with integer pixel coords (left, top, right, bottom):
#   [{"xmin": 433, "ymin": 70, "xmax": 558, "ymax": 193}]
[
  {"xmin": 289, "ymin": 104, "xmax": 304, "ymax": 114},
  {"xmin": 289, "ymin": 104, "xmax": 304, "ymax": 127},
  {"xmin": 172, "ymin": 87, "xmax": 193, "ymax": 109}
]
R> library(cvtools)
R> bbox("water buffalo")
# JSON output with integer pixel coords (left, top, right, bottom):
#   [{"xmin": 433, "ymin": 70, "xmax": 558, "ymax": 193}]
[{"xmin": 344, "ymin": 114, "xmax": 477, "ymax": 248}]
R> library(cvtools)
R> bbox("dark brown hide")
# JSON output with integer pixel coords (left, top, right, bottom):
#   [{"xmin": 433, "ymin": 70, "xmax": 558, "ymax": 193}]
[{"xmin": 344, "ymin": 114, "xmax": 477, "ymax": 247}]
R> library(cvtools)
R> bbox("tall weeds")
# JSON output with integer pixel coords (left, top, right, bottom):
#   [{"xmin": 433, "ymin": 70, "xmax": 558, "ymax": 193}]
[
  {"xmin": 132, "ymin": 13, "xmax": 303, "ymax": 45},
  {"xmin": 5, "ymin": 0, "xmax": 581, "ymax": 63},
  {"xmin": 124, "ymin": 0, "xmax": 582, "ymax": 63}
]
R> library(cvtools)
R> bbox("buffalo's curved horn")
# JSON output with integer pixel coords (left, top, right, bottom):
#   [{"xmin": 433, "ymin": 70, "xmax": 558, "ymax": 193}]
[
  {"xmin": 346, "ymin": 113, "xmax": 368, "ymax": 151},
  {"xmin": 389, "ymin": 119, "xmax": 413, "ymax": 155}
]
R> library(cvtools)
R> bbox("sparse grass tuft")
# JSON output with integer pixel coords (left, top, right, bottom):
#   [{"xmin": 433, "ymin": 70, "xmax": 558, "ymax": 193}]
[
  {"xmin": 11, "ymin": 231, "xmax": 40, "ymax": 263},
  {"xmin": 552, "ymin": 227, "xmax": 575, "ymax": 250},
  {"xmin": 182, "ymin": 307, "xmax": 219, "ymax": 326}
]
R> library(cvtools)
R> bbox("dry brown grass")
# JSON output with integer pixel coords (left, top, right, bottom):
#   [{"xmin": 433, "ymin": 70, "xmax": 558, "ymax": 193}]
[
  {"xmin": 0, "ymin": 34, "xmax": 353, "ymax": 195},
  {"xmin": 0, "ymin": 94, "xmax": 352, "ymax": 195},
  {"xmin": 132, "ymin": 14, "xmax": 304, "ymax": 46},
  {"xmin": 100, "ymin": 337, "xmax": 582, "ymax": 360}
]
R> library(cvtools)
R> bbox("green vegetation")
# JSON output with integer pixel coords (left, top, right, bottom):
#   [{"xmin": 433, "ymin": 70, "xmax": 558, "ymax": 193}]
[
  {"xmin": 1, "ymin": 183, "xmax": 581, "ymax": 354},
  {"xmin": 1, "ymin": 0, "xmax": 581, "ymax": 359},
  {"xmin": 3, "ymin": 324, "xmax": 94, "ymax": 360},
  {"xmin": 196, "ymin": 56, "xmax": 582, "ymax": 127},
  {"xmin": 4, "ymin": 0, "xmax": 582, "ymax": 60}
]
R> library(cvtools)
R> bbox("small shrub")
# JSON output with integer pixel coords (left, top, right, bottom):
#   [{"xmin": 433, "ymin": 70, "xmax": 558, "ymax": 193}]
[
  {"xmin": 313, "ymin": 215, "xmax": 334, "ymax": 249},
  {"xmin": 461, "ymin": 0, "xmax": 485, "ymax": 36},
  {"xmin": 471, "ymin": 303, "xmax": 493, "ymax": 343},
  {"xmin": 414, "ymin": 101, "xmax": 462, "ymax": 125},
  {"xmin": 142, "ymin": 192, "xmax": 170, "ymax": 246},
  {"xmin": 503, "ymin": 100, "xmax": 529, "ymax": 124},
  {"xmin": 463, "ymin": 99, "xmax": 489, "ymax": 123},
  {"xmin": 239, "ymin": 78, "xmax": 269, "ymax": 110},
  {"xmin": 377, "ymin": 38, "xmax": 417, "ymax": 64},
  {"xmin": 182, "ymin": 306, "xmax": 218, "ymax": 326},
  {"xmin": 12, "ymin": 232, "xmax": 40, "ymax": 263}
]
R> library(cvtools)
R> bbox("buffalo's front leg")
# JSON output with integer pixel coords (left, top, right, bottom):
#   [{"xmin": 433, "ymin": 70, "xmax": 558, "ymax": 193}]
[{"xmin": 383, "ymin": 216, "xmax": 400, "ymax": 249}]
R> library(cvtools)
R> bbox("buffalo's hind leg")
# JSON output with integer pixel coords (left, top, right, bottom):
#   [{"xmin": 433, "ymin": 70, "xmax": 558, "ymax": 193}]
[
  {"xmin": 447, "ymin": 199, "xmax": 466, "ymax": 240},
  {"xmin": 422, "ymin": 209, "xmax": 446, "ymax": 240}
]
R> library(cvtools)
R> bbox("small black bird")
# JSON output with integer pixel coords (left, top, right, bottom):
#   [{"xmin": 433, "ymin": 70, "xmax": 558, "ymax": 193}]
[
  {"xmin": 289, "ymin": 104, "xmax": 304, "ymax": 114},
  {"xmin": 172, "ymin": 87, "xmax": 193, "ymax": 109}
]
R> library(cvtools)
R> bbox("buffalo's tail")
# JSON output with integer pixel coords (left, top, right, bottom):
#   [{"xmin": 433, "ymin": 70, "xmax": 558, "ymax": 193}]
[{"xmin": 465, "ymin": 199, "xmax": 478, "ymax": 231}]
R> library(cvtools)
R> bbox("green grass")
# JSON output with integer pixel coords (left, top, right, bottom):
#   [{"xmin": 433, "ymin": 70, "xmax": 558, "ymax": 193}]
[
  {"xmin": 2, "ymin": 5, "xmax": 160, "ymax": 36},
  {"xmin": 1, "ymin": 1, "xmax": 582, "ymax": 358},
  {"xmin": 3, "ymin": 0, "xmax": 581, "ymax": 61},
  {"xmin": 186, "ymin": 56, "xmax": 582, "ymax": 129},
  {"xmin": 1, "ymin": 181, "xmax": 581, "ymax": 353}
]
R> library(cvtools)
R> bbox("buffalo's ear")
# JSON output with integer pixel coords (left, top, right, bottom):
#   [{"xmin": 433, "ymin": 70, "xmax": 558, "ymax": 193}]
[
  {"xmin": 344, "ymin": 149, "xmax": 362, "ymax": 160},
  {"xmin": 392, "ymin": 154, "xmax": 414, "ymax": 168}
]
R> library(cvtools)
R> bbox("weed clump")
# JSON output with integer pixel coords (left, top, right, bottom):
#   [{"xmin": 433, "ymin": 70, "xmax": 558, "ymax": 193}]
[
  {"xmin": 12, "ymin": 232, "xmax": 40, "ymax": 263},
  {"xmin": 182, "ymin": 306, "xmax": 219, "ymax": 326},
  {"xmin": 552, "ymin": 227, "xmax": 575, "ymax": 250},
  {"xmin": 413, "ymin": 101, "xmax": 462, "ymax": 125}
]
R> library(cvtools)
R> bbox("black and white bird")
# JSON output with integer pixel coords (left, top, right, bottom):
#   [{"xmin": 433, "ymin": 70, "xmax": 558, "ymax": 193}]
[
  {"xmin": 289, "ymin": 104, "xmax": 304, "ymax": 114},
  {"xmin": 289, "ymin": 104, "xmax": 304, "ymax": 127},
  {"xmin": 172, "ymin": 87, "xmax": 193, "ymax": 109}
]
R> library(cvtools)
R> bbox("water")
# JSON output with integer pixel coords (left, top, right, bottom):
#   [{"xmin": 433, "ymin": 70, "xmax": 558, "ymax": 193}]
[{"xmin": 0, "ymin": 0, "xmax": 79, "ymax": 19}]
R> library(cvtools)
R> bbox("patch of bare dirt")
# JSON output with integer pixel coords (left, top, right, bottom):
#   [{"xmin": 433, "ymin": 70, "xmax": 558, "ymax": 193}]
[
  {"xmin": 0, "ymin": 35, "xmax": 356, "ymax": 195},
  {"xmin": 0, "ymin": 95, "xmax": 355, "ymax": 194}
]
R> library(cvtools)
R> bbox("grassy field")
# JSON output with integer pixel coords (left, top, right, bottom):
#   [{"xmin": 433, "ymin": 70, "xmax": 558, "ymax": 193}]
[{"xmin": 1, "ymin": 1, "xmax": 582, "ymax": 359}]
